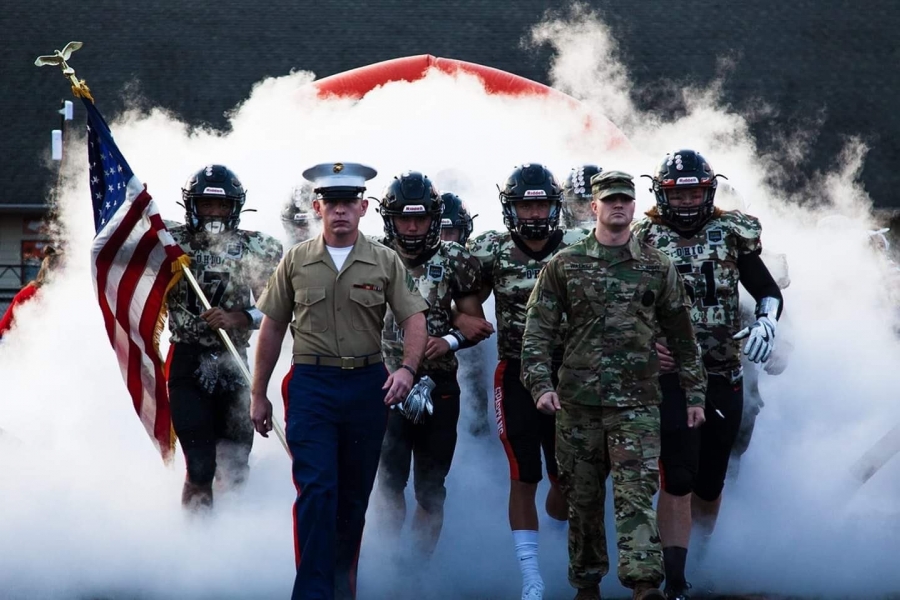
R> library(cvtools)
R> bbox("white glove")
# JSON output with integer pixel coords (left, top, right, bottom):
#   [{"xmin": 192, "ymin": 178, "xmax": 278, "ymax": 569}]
[
  {"xmin": 733, "ymin": 316, "xmax": 776, "ymax": 363},
  {"xmin": 393, "ymin": 375, "xmax": 436, "ymax": 424}
]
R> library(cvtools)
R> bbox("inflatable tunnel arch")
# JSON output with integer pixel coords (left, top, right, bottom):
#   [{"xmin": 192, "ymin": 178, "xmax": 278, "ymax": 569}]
[{"xmin": 310, "ymin": 54, "xmax": 629, "ymax": 151}]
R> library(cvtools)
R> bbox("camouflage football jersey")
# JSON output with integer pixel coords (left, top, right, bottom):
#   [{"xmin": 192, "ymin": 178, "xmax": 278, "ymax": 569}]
[
  {"xmin": 381, "ymin": 240, "xmax": 482, "ymax": 374},
  {"xmin": 467, "ymin": 228, "xmax": 589, "ymax": 361},
  {"xmin": 632, "ymin": 210, "xmax": 762, "ymax": 372},
  {"xmin": 167, "ymin": 224, "xmax": 283, "ymax": 349}
]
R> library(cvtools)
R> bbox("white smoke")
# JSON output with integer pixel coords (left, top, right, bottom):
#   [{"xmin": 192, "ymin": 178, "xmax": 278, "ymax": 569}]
[
  {"xmin": 532, "ymin": 5, "xmax": 900, "ymax": 599},
  {"xmin": 1, "ymin": 8, "xmax": 898, "ymax": 600}
]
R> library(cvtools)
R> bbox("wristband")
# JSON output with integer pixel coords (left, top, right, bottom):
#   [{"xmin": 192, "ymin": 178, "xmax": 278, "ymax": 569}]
[
  {"xmin": 441, "ymin": 334, "xmax": 460, "ymax": 351},
  {"xmin": 755, "ymin": 297, "xmax": 781, "ymax": 321},
  {"xmin": 400, "ymin": 364, "xmax": 417, "ymax": 377},
  {"xmin": 449, "ymin": 329, "xmax": 466, "ymax": 344},
  {"xmin": 243, "ymin": 306, "xmax": 264, "ymax": 328}
]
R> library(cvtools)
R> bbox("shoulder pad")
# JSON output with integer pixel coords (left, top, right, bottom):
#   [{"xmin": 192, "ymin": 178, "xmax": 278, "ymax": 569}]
[
  {"xmin": 717, "ymin": 210, "xmax": 762, "ymax": 241},
  {"xmin": 630, "ymin": 217, "xmax": 654, "ymax": 238}
]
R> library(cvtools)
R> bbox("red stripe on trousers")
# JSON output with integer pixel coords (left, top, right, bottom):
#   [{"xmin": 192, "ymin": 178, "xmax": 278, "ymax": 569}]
[
  {"xmin": 494, "ymin": 360, "xmax": 520, "ymax": 481},
  {"xmin": 281, "ymin": 367, "xmax": 304, "ymax": 570}
]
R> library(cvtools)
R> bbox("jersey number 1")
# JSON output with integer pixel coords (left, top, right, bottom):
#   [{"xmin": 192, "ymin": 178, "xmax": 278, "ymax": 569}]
[{"xmin": 677, "ymin": 261, "xmax": 719, "ymax": 307}]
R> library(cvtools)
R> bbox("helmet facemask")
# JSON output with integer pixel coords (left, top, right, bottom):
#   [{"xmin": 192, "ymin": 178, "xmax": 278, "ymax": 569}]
[
  {"xmin": 380, "ymin": 172, "xmax": 443, "ymax": 255},
  {"xmin": 187, "ymin": 197, "xmax": 241, "ymax": 235},
  {"xmin": 658, "ymin": 185, "xmax": 716, "ymax": 230},
  {"xmin": 182, "ymin": 165, "xmax": 246, "ymax": 234},
  {"xmin": 561, "ymin": 198, "xmax": 594, "ymax": 228},
  {"xmin": 562, "ymin": 164, "xmax": 602, "ymax": 228},
  {"xmin": 502, "ymin": 199, "xmax": 561, "ymax": 240},
  {"xmin": 439, "ymin": 192, "xmax": 475, "ymax": 245},
  {"xmin": 649, "ymin": 151, "xmax": 721, "ymax": 231},
  {"xmin": 388, "ymin": 212, "xmax": 441, "ymax": 254},
  {"xmin": 499, "ymin": 163, "xmax": 563, "ymax": 240}
]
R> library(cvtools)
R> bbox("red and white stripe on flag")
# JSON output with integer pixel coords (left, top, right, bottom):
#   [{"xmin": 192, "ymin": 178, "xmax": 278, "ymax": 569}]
[{"xmin": 91, "ymin": 176, "xmax": 188, "ymax": 462}]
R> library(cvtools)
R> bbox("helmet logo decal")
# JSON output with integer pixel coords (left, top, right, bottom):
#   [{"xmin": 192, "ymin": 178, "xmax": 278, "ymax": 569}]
[
  {"xmin": 402, "ymin": 205, "xmax": 427, "ymax": 213},
  {"xmin": 676, "ymin": 177, "xmax": 699, "ymax": 185},
  {"xmin": 441, "ymin": 218, "xmax": 453, "ymax": 227},
  {"xmin": 524, "ymin": 189, "xmax": 547, "ymax": 197},
  {"xmin": 204, "ymin": 166, "xmax": 214, "ymax": 177},
  {"xmin": 202, "ymin": 186, "xmax": 226, "ymax": 195}
]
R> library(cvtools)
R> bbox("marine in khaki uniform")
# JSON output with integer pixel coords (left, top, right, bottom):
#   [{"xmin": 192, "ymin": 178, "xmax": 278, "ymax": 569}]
[
  {"xmin": 521, "ymin": 171, "xmax": 707, "ymax": 600},
  {"xmin": 249, "ymin": 162, "xmax": 428, "ymax": 600}
]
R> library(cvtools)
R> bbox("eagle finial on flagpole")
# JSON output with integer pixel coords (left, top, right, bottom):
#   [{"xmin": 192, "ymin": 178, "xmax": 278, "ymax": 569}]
[{"xmin": 34, "ymin": 41, "xmax": 93, "ymax": 102}]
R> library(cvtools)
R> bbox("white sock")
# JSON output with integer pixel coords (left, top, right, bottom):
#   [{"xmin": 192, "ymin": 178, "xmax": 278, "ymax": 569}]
[{"xmin": 513, "ymin": 529, "xmax": 543, "ymax": 589}]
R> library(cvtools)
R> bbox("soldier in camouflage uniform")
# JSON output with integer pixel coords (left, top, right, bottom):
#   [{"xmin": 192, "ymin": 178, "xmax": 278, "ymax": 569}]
[
  {"xmin": 466, "ymin": 163, "xmax": 588, "ymax": 600},
  {"xmin": 632, "ymin": 150, "xmax": 784, "ymax": 599},
  {"xmin": 521, "ymin": 170, "xmax": 707, "ymax": 600},
  {"xmin": 281, "ymin": 181, "xmax": 320, "ymax": 246},
  {"xmin": 561, "ymin": 164, "xmax": 603, "ymax": 229},
  {"xmin": 166, "ymin": 164, "xmax": 283, "ymax": 510},
  {"xmin": 373, "ymin": 172, "xmax": 488, "ymax": 564}
]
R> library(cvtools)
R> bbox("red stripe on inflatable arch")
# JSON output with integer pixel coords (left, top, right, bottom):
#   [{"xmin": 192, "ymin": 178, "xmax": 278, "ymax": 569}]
[{"xmin": 311, "ymin": 54, "xmax": 629, "ymax": 149}]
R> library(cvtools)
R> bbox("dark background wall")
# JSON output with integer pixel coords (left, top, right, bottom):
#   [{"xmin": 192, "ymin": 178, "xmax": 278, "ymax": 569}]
[{"xmin": 4, "ymin": 1, "xmax": 898, "ymax": 208}]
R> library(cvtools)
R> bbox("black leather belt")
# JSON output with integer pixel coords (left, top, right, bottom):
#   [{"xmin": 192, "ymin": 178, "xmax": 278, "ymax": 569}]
[{"xmin": 293, "ymin": 354, "xmax": 383, "ymax": 369}]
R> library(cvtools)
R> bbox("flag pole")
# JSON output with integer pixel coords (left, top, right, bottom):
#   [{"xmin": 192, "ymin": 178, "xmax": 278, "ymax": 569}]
[
  {"xmin": 179, "ymin": 265, "xmax": 290, "ymax": 454},
  {"xmin": 35, "ymin": 42, "xmax": 290, "ymax": 458}
]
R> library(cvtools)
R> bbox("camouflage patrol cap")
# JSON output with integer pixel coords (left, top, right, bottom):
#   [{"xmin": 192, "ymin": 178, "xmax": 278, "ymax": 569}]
[{"xmin": 591, "ymin": 170, "xmax": 635, "ymax": 201}]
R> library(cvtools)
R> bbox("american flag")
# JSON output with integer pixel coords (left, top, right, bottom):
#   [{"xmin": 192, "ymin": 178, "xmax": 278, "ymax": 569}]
[{"xmin": 85, "ymin": 98, "xmax": 188, "ymax": 463}]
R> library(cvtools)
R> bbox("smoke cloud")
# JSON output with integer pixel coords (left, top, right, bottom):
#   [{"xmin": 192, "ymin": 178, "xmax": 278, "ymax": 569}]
[{"xmin": 2, "ymin": 7, "xmax": 898, "ymax": 599}]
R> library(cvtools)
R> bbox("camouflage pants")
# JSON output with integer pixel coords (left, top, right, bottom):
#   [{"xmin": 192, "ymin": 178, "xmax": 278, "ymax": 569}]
[{"xmin": 556, "ymin": 404, "xmax": 664, "ymax": 589}]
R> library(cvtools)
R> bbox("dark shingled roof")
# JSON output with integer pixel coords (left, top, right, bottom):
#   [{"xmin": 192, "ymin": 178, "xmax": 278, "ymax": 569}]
[{"xmin": 3, "ymin": 0, "xmax": 899, "ymax": 207}]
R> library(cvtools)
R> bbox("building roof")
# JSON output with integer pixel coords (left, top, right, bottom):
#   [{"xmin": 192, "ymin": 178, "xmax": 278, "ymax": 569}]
[{"xmin": 3, "ymin": 0, "xmax": 899, "ymax": 207}]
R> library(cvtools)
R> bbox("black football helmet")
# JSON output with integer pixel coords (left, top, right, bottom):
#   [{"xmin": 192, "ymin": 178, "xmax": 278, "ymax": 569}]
[
  {"xmin": 439, "ymin": 192, "xmax": 475, "ymax": 245},
  {"xmin": 182, "ymin": 164, "xmax": 246, "ymax": 234},
  {"xmin": 648, "ymin": 150, "xmax": 723, "ymax": 229},
  {"xmin": 499, "ymin": 163, "xmax": 562, "ymax": 240},
  {"xmin": 281, "ymin": 182, "xmax": 318, "ymax": 245},
  {"xmin": 380, "ymin": 171, "xmax": 443, "ymax": 254},
  {"xmin": 562, "ymin": 164, "xmax": 602, "ymax": 228}
]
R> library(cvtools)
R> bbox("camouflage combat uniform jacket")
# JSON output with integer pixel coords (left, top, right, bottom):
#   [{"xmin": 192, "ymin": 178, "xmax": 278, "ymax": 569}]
[
  {"xmin": 381, "ymin": 240, "xmax": 482, "ymax": 374},
  {"xmin": 632, "ymin": 210, "xmax": 762, "ymax": 373},
  {"xmin": 167, "ymin": 224, "xmax": 283, "ymax": 351},
  {"xmin": 521, "ymin": 233, "xmax": 707, "ymax": 407},
  {"xmin": 467, "ymin": 227, "xmax": 589, "ymax": 362}
]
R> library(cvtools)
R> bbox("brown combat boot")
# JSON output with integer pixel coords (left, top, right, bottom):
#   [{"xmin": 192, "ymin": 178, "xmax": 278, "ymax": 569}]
[
  {"xmin": 632, "ymin": 583, "xmax": 666, "ymax": 600},
  {"xmin": 573, "ymin": 585, "xmax": 601, "ymax": 600}
]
